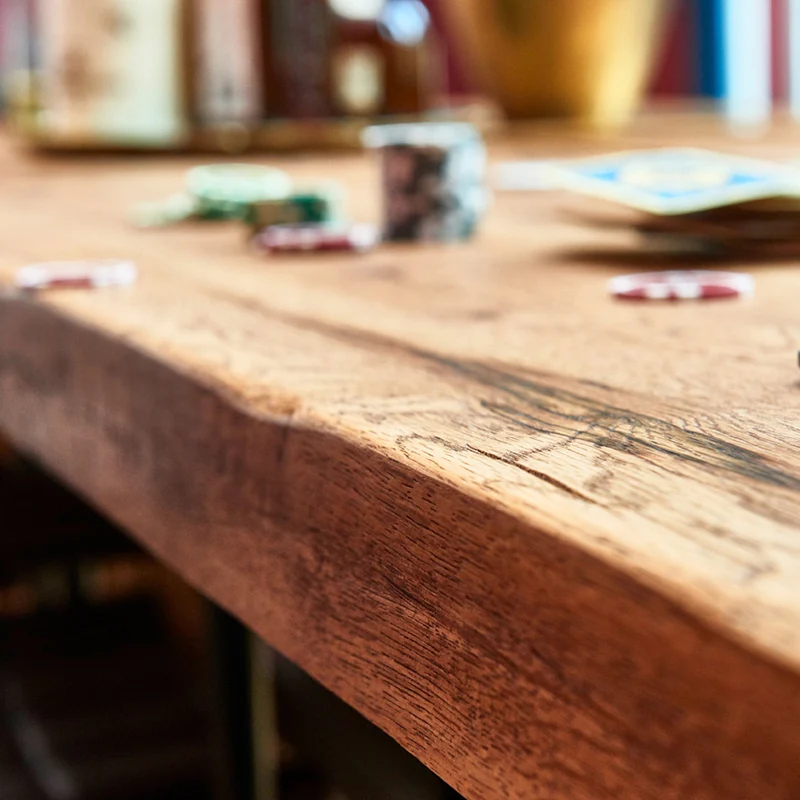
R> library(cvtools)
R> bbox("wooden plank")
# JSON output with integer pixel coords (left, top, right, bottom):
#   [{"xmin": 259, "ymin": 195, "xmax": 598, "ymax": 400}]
[{"xmin": 1, "ymin": 118, "xmax": 800, "ymax": 798}]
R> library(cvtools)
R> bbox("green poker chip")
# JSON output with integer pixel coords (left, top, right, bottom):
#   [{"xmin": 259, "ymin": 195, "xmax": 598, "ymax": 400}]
[
  {"xmin": 187, "ymin": 164, "xmax": 293, "ymax": 221},
  {"xmin": 130, "ymin": 192, "xmax": 199, "ymax": 228},
  {"xmin": 244, "ymin": 186, "xmax": 344, "ymax": 230}
]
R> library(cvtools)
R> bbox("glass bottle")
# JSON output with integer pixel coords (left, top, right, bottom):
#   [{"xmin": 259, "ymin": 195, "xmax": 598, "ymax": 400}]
[{"xmin": 328, "ymin": 0, "xmax": 442, "ymax": 118}]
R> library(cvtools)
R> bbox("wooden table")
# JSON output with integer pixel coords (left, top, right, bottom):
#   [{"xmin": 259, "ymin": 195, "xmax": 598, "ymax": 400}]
[{"xmin": 1, "ymin": 114, "xmax": 800, "ymax": 800}]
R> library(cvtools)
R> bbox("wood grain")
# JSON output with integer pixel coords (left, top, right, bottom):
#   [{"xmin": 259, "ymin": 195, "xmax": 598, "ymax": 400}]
[{"xmin": 1, "ymin": 116, "xmax": 800, "ymax": 799}]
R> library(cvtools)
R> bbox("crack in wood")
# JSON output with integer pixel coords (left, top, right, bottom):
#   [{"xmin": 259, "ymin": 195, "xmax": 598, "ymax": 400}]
[{"xmin": 216, "ymin": 300, "xmax": 800, "ymax": 497}]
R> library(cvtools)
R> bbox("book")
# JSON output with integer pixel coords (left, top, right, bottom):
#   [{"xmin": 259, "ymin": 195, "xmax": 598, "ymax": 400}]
[
  {"xmin": 36, "ymin": 0, "xmax": 187, "ymax": 144},
  {"xmin": 650, "ymin": 0, "xmax": 694, "ymax": 95},
  {"xmin": 195, "ymin": 0, "xmax": 264, "ymax": 124}
]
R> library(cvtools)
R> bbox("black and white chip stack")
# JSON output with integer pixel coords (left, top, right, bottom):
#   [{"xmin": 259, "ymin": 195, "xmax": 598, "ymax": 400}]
[{"xmin": 363, "ymin": 122, "xmax": 488, "ymax": 243}]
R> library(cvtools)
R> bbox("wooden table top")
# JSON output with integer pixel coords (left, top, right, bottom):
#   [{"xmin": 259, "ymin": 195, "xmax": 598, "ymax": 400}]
[{"xmin": 1, "ymin": 113, "xmax": 800, "ymax": 800}]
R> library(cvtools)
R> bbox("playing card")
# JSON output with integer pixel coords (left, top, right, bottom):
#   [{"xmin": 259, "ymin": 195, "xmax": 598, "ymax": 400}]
[
  {"xmin": 722, "ymin": 195, "xmax": 800, "ymax": 212},
  {"xmin": 553, "ymin": 148, "xmax": 793, "ymax": 215}
]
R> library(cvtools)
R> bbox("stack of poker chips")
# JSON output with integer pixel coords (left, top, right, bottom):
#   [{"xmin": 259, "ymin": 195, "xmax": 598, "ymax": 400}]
[
  {"xmin": 131, "ymin": 164, "xmax": 337, "ymax": 229},
  {"xmin": 131, "ymin": 121, "xmax": 489, "ymax": 255},
  {"xmin": 548, "ymin": 148, "xmax": 800, "ymax": 258},
  {"xmin": 243, "ymin": 187, "xmax": 344, "ymax": 230},
  {"xmin": 186, "ymin": 163, "xmax": 294, "ymax": 220},
  {"xmin": 363, "ymin": 122, "xmax": 488, "ymax": 242},
  {"xmin": 131, "ymin": 162, "xmax": 379, "ymax": 254}
]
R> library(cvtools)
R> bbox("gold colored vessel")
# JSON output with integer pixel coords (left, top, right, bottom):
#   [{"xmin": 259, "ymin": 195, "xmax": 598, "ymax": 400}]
[{"xmin": 440, "ymin": 0, "xmax": 671, "ymax": 127}]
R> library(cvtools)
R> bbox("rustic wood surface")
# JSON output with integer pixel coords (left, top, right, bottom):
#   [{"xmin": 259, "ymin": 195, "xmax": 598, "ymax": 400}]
[{"xmin": 1, "ymin": 113, "xmax": 800, "ymax": 799}]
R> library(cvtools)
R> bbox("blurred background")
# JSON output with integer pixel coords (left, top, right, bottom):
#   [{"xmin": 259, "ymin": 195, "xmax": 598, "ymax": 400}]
[{"xmin": 0, "ymin": 0, "xmax": 795, "ymax": 152}]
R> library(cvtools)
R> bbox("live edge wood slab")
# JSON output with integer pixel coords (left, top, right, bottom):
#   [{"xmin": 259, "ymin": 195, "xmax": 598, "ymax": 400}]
[{"xmin": 1, "ymin": 113, "xmax": 800, "ymax": 800}]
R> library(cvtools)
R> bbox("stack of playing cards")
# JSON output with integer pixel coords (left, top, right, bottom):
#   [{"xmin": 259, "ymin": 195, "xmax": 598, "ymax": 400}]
[{"xmin": 553, "ymin": 148, "xmax": 800, "ymax": 257}]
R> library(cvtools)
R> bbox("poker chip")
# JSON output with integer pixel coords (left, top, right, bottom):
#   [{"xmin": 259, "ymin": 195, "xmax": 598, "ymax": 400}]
[
  {"xmin": 186, "ymin": 164, "xmax": 292, "ymax": 220},
  {"xmin": 608, "ymin": 270, "xmax": 754, "ymax": 301},
  {"xmin": 187, "ymin": 164, "xmax": 292, "ymax": 201},
  {"xmin": 130, "ymin": 192, "xmax": 198, "ymax": 228},
  {"xmin": 15, "ymin": 260, "xmax": 138, "ymax": 291},
  {"xmin": 363, "ymin": 122, "xmax": 488, "ymax": 243},
  {"xmin": 252, "ymin": 223, "xmax": 379, "ymax": 254},
  {"xmin": 245, "ymin": 188, "xmax": 342, "ymax": 230}
]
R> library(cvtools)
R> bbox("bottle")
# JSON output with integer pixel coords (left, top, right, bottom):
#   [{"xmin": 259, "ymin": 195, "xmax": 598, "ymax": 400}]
[
  {"xmin": 329, "ymin": 0, "xmax": 387, "ymax": 118},
  {"xmin": 379, "ymin": 0, "xmax": 441, "ymax": 115},
  {"xmin": 265, "ymin": 0, "xmax": 333, "ymax": 119},
  {"xmin": 329, "ymin": 0, "xmax": 442, "ymax": 118}
]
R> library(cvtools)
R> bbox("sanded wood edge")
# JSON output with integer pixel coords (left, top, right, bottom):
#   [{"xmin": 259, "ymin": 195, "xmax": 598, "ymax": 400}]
[{"xmin": 1, "ymin": 296, "xmax": 799, "ymax": 800}]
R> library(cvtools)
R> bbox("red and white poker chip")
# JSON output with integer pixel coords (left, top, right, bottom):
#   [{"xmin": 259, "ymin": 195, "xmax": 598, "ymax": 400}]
[
  {"xmin": 15, "ymin": 260, "xmax": 138, "ymax": 292},
  {"xmin": 608, "ymin": 270, "xmax": 754, "ymax": 301},
  {"xmin": 252, "ymin": 224, "xmax": 379, "ymax": 254}
]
